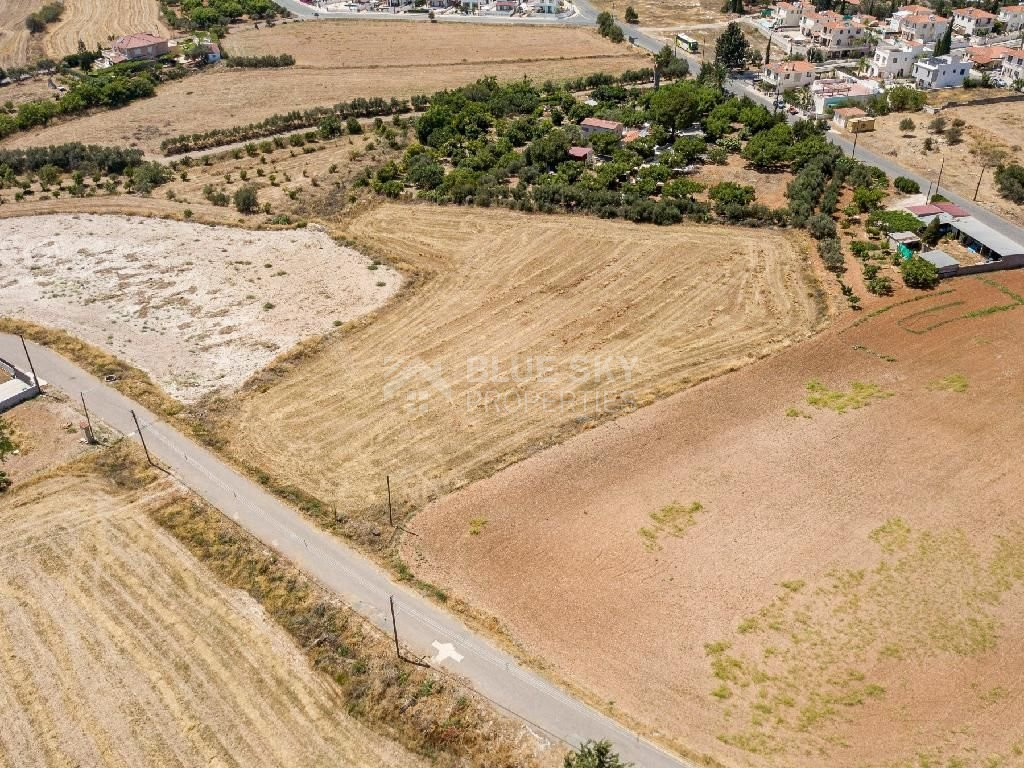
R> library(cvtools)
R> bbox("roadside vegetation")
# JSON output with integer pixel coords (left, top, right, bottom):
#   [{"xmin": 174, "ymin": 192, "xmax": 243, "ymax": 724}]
[
  {"xmin": 160, "ymin": 0, "xmax": 284, "ymax": 36},
  {"xmin": 225, "ymin": 53, "xmax": 295, "ymax": 68}
]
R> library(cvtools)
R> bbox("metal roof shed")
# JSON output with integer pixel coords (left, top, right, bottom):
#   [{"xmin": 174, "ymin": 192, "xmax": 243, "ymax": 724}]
[
  {"xmin": 950, "ymin": 217, "xmax": 1024, "ymax": 260},
  {"xmin": 920, "ymin": 249, "xmax": 960, "ymax": 277}
]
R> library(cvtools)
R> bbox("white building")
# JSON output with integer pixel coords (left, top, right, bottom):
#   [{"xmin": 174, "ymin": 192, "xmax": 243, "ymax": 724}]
[
  {"xmin": 913, "ymin": 50, "xmax": 970, "ymax": 88},
  {"xmin": 799, "ymin": 9, "xmax": 842, "ymax": 38},
  {"xmin": 998, "ymin": 4, "xmax": 1024, "ymax": 31},
  {"xmin": 952, "ymin": 7, "xmax": 996, "ymax": 35},
  {"xmin": 866, "ymin": 39, "xmax": 925, "ymax": 79},
  {"xmin": 1001, "ymin": 50, "xmax": 1024, "ymax": 84},
  {"xmin": 813, "ymin": 18, "xmax": 872, "ymax": 58},
  {"xmin": 771, "ymin": 1, "xmax": 807, "ymax": 28},
  {"xmin": 898, "ymin": 12, "xmax": 950, "ymax": 43},
  {"xmin": 763, "ymin": 59, "xmax": 817, "ymax": 90}
]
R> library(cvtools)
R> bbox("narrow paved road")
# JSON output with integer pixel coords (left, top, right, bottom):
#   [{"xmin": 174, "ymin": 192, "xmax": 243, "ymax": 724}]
[{"xmin": 0, "ymin": 333, "xmax": 690, "ymax": 768}]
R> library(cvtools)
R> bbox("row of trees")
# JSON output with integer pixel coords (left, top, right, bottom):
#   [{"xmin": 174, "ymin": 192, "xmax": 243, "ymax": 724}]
[
  {"xmin": 225, "ymin": 53, "xmax": 296, "ymax": 68},
  {"xmin": 161, "ymin": 95, "xmax": 422, "ymax": 154}
]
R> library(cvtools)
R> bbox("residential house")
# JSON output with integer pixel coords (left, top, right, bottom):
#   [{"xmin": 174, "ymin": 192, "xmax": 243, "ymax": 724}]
[
  {"xmin": 480, "ymin": 0, "xmax": 518, "ymax": 13},
  {"xmin": 966, "ymin": 45, "xmax": 1014, "ymax": 70},
  {"xmin": 832, "ymin": 106, "xmax": 875, "ymax": 131},
  {"xmin": 579, "ymin": 117, "xmax": 625, "ymax": 139},
  {"xmin": 889, "ymin": 4, "xmax": 933, "ymax": 32},
  {"xmin": 813, "ymin": 18, "xmax": 872, "ymax": 58},
  {"xmin": 762, "ymin": 59, "xmax": 816, "ymax": 90},
  {"xmin": 1001, "ymin": 50, "xmax": 1024, "ymax": 84},
  {"xmin": 771, "ymin": 1, "xmax": 806, "ymax": 28},
  {"xmin": 898, "ymin": 13, "xmax": 950, "ymax": 43},
  {"xmin": 567, "ymin": 146, "xmax": 596, "ymax": 164},
  {"xmin": 952, "ymin": 7, "xmax": 996, "ymax": 35},
  {"xmin": 799, "ymin": 10, "xmax": 842, "ymax": 38},
  {"xmin": 866, "ymin": 39, "xmax": 925, "ymax": 79},
  {"xmin": 112, "ymin": 33, "xmax": 170, "ymax": 61},
  {"xmin": 998, "ymin": 4, "xmax": 1024, "ymax": 31},
  {"xmin": 913, "ymin": 50, "xmax": 970, "ymax": 88},
  {"xmin": 526, "ymin": 0, "xmax": 563, "ymax": 13}
]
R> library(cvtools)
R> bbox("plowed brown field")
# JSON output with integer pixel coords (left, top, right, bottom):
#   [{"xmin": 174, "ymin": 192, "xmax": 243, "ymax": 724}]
[
  {"xmin": 0, "ymin": 456, "xmax": 425, "ymax": 768},
  {"xmin": 405, "ymin": 271, "xmax": 1024, "ymax": 768},
  {"xmin": 217, "ymin": 204, "xmax": 824, "ymax": 540}
]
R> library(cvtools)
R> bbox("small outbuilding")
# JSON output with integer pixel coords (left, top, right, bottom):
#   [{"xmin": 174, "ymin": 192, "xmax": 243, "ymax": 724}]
[
  {"xmin": 889, "ymin": 230, "xmax": 922, "ymax": 257},
  {"xmin": 920, "ymin": 249, "xmax": 960, "ymax": 277}
]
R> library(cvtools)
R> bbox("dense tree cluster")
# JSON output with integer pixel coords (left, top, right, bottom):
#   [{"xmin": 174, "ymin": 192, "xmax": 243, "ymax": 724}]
[
  {"xmin": 0, "ymin": 144, "xmax": 144, "ymax": 175},
  {"xmin": 363, "ymin": 76, "xmax": 832, "ymax": 227},
  {"xmin": 24, "ymin": 2, "xmax": 63, "ymax": 34},
  {"xmin": 161, "ymin": 0, "xmax": 283, "ymax": 33}
]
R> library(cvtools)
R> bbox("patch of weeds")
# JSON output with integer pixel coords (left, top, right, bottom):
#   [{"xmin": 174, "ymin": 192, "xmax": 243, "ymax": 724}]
[
  {"xmin": 929, "ymin": 374, "xmax": 968, "ymax": 393},
  {"xmin": 468, "ymin": 517, "xmax": 488, "ymax": 535},
  {"xmin": 785, "ymin": 407, "xmax": 812, "ymax": 419},
  {"xmin": 712, "ymin": 684, "xmax": 733, "ymax": 700},
  {"xmin": 805, "ymin": 380, "xmax": 892, "ymax": 413},
  {"xmin": 640, "ymin": 502, "xmax": 704, "ymax": 550},
  {"xmin": 263, "ymin": 302, "xmax": 275, "ymax": 311},
  {"xmin": 869, "ymin": 518, "xmax": 911, "ymax": 554},
  {"xmin": 780, "ymin": 580, "xmax": 805, "ymax": 592}
]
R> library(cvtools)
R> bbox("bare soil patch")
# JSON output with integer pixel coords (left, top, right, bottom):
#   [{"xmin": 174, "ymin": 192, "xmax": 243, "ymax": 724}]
[
  {"xmin": 0, "ymin": 214, "xmax": 399, "ymax": 402},
  {"xmin": 0, "ymin": 454, "xmax": 427, "ymax": 768},
  {"xmin": 1, "ymin": 397, "xmax": 90, "ymax": 484},
  {"xmin": 694, "ymin": 153, "xmax": 793, "ymax": 209},
  {"xmin": 212, "ymin": 203, "xmax": 824, "ymax": 548},
  {"xmin": 589, "ymin": 0, "xmax": 732, "ymax": 32},
  {"xmin": 855, "ymin": 102, "xmax": 1024, "ymax": 229},
  {"xmin": 2, "ymin": 22, "xmax": 649, "ymax": 156},
  {"xmin": 404, "ymin": 271, "xmax": 1024, "ymax": 768}
]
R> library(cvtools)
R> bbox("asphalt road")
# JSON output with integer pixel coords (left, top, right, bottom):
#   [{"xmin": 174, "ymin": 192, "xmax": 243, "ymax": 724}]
[{"xmin": 0, "ymin": 333, "xmax": 690, "ymax": 768}]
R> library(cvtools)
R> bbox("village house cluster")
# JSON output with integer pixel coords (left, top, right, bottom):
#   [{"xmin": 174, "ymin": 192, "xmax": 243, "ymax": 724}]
[
  {"xmin": 318, "ymin": 0, "xmax": 568, "ymax": 17},
  {"xmin": 760, "ymin": 0, "xmax": 1024, "ymax": 96}
]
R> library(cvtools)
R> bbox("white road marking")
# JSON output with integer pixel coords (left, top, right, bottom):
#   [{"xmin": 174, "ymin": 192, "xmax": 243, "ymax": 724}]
[{"xmin": 431, "ymin": 640, "xmax": 464, "ymax": 664}]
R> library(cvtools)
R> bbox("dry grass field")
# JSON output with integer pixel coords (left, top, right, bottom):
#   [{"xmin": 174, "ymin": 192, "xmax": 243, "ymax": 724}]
[
  {"xmin": 404, "ymin": 272, "xmax": 1024, "ymax": 768},
  {"xmin": 210, "ymin": 203, "xmax": 825, "ymax": 544},
  {"xmin": 0, "ymin": 213, "xmax": 399, "ymax": 402},
  {"xmin": 0, "ymin": 405, "xmax": 427, "ymax": 768},
  {"xmin": 854, "ymin": 101, "xmax": 1024, "ymax": 229},
  {"xmin": 588, "ymin": 0, "xmax": 732, "ymax": 31},
  {"xmin": 2, "ymin": 21, "xmax": 650, "ymax": 155}
]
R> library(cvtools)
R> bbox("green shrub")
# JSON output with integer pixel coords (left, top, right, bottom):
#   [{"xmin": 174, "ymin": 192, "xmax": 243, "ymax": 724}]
[
  {"xmin": 901, "ymin": 256, "xmax": 939, "ymax": 289},
  {"xmin": 893, "ymin": 176, "xmax": 920, "ymax": 194}
]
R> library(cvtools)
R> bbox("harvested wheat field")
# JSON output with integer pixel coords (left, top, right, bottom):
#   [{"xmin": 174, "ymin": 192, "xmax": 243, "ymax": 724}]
[
  {"xmin": 404, "ymin": 271, "xmax": 1024, "ymax": 768},
  {"xmin": 0, "ymin": 448, "xmax": 425, "ymax": 768},
  {"xmin": 589, "ymin": 0, "xmax": 731, "ymax": 30},
  {"xmin": 43, "ymin": 0, "xmax": 169, "ymax": 60},
  {"xmin": 215, "ymin": 203, "xmax": 824, "ymax": 541},
  {"xmin": 2, "ymin": 22, "xmax": 649, "ymax": 156},
  {"xmin": 0, "ymin": 0, "xmax": 41, "ymax": 68},
  {"xmin": 0, "ymin": 214, "xmax": 399, "ymax": 401},
  {"xmin": 854, "ymin": 102, "xmax": 1024, "ymax": 230}
]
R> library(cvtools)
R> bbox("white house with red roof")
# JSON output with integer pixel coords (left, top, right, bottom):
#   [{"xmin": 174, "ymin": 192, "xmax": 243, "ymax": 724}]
[
  {"xmin": 952, "ymin": 7, "xmax": 996, "ymax": 35},
  {"xmin": 866, "ymin": 39, "xmax": 926, "ymax": 79},
  {"xmin": 762, "ymin": 59, "xmax": 816, "ymax": 90},
  {"xmin": 897, "ymin": 12, "xmax": 950, "ymax": 42},
  {"xmin": 771, "ymin": 1, "xmax": 807, "ymax": 28},
  {"xmin": 998, "ymin": 4, "xmax": 1024, "ymax": 30}
]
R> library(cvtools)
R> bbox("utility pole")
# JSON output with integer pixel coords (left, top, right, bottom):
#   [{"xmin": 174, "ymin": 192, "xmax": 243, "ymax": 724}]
[
  {"xmin": 81, "ymin": 393, "xmax": 97, "ymax": 444},
  {"xmin": 935, "ymin": 156, "xmax": 945, "ymax": 200},
  {"xmin": 974, "ymin": 164, "xmax": 987, "ymax": 201},
  {"xmin": 130, "ymin": 409, "xmax": 155, "ymax": 467},
  {"xmin": 386, "ymin": 474, "xmax": 394, "ymax": 526},
  {"xmin": 852, "ymin": 128, "xmax": 859, "ymax": 158},
  {"xmin": 389, "ymin": 595, "xmax": 401, "ymax": 658},
  {"xmin": 19, "ymin": 335, "xmax": 40, "ymax": 394}
]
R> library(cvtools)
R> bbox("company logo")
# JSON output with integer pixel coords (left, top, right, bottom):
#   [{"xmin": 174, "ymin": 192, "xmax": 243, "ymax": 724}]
[{"xmin": 383, "ymin": 357, "xmax": 453, "ymax": 413}]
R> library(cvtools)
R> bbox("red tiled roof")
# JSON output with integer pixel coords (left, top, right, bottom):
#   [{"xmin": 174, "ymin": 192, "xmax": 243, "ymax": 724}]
[
  {"xmin": 568, "ymin": 146, "xmax": 594, "ymax": 158},
  {"xmin": 113, "ymin": 33, "xmax": 167, "ymax": 49},
  {"xmin": 767, "ymin": 59, "xmax": 816, "ymax": 73},
  {"xmin": 834, "ymin": 106, "xmax": 867, "ymax": 117},
  {"xmin": 954, "ymin": 7, "xmax": 996, "ymax": 17},
  {"xmin": 581, "ymin": 117, "xmax": 624, "ymax": 131},
  {"xmin": 906, "ymin": 203, "xmax": 943, "ymax": 215}
]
